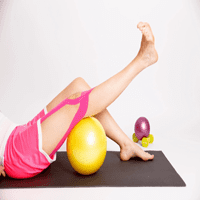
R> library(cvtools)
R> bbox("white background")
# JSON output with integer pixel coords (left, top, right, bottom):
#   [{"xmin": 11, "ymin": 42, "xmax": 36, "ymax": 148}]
[{"xmin": 0, "ymin": 0, "xmax": 200, "ymax": 199}]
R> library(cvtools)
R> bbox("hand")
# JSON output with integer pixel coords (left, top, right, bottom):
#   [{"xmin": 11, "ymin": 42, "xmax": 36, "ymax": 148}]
[{"xmin": 0, "ymin": 159, "xmax": 6, "ymax": 177}]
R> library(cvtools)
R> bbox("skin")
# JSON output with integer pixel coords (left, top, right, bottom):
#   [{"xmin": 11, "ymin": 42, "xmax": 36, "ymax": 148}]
[
  {"xmin": 0, "ymin": 159, "xmax": 6, "ymax": 177},
  {"xmin": 41, "ymin": 22, "xmax": 158, "ymax": 161},
  {"xmin": 0, "ymin": 22, "xmax": 158, "ymax": 177}
]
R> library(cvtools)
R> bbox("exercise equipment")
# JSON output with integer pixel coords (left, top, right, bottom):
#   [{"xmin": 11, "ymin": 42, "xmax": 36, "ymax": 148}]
[
  {"xmin": 0, "ymin": 151, "xmax": 186, "ymax": 188},
  {"xmin": 67, "ymin": 117, "xmax": 107, "ymax": 175},
  {"xmin": 133, "ymin": 117, "xmax": 154, "ymax": 147}
]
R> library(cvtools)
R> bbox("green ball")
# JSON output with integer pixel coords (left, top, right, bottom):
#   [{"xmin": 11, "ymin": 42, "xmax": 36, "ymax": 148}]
[
  {"xmin": 132, "ymin": 133, "xmax": 139, "ymax": 143},
  {"xmin": 149, "ymin": 134, "xmax": 154, "ymax": 143},
  {"xmin": 142, "ymin": 137, "xmax": 149, "ymax": 148}
]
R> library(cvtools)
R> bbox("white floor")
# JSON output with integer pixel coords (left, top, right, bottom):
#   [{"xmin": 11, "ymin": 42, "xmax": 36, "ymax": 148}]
[{"xmin": 0, "ymin": 133, "xmax": 200, "ymax": 200}]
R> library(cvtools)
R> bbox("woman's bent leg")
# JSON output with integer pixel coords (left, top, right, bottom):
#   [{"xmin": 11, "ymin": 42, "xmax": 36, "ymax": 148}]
[
  {"xmin": 41, "ymin": 22, "xmax": 158, "ymax": 159},
  {"xmin": 45, "ymin": 77, "xmax": 154, "ymax": 162},
  {"xmin": 41, "ymin": 59, "xmax": 143, "ymax": 157}
]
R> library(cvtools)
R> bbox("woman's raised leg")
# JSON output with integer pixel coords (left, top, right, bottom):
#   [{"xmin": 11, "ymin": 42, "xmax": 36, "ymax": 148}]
[
  {"xmin": 84, "ymin": 22, "xmax": 158, "ymax": 118},
  {"xmin": 41, "ymin": 22, "xmax": 158, "ymax": 159}
]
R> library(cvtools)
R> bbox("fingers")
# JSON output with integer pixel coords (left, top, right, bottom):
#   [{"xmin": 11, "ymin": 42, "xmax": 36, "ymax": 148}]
[
  {"xmin": 2, "ymin": 170, "xmax": 6, "ymax": 177},
  {"xmin": 0, "ymin": 166, "xmax": 6, "ymax": 177},
  {"xmin": 0, "ymin": 171, "xmax": 6, "ymax": 177}
]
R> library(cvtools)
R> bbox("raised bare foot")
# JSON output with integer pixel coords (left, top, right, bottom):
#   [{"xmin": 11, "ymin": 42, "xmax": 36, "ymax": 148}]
[
  {"xmin": 135, "ymin": 22, "xmax": 158, "ymax": 69},
  {"xmin": 120, "ymin": 140, "xmax": 154, "ymax": 162}
]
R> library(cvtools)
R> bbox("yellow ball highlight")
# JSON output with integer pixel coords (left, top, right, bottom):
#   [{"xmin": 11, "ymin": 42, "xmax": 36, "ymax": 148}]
[{"xmin": 67, "ymin": 117, "xmax": 107, "ymax": 175}]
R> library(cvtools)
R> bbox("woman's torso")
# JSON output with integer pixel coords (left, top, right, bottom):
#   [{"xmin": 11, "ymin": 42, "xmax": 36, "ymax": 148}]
[{"xmin": 0, "ymin": 111, "xmax": 18, "ymax": 166}]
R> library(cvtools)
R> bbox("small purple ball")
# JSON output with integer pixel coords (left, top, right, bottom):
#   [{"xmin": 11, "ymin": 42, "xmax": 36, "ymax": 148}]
[{"xmin": 134, "ymin": 117, "xmax": 150, "ymax": 140}]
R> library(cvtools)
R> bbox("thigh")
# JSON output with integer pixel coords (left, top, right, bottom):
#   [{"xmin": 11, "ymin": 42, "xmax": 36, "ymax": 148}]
[
  {"xmin": 46, "ymin": 77, "xmax": 91, "ymax": 113},
  {"xmin": 41, "ymin": 93, "xmax": 81, "ymax": 156}
]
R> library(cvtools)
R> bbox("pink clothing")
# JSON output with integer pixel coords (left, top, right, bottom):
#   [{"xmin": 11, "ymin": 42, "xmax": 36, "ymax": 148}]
[
  {"xmin": 0, "ymin": 112, "xmax": 18, "ymax": 166},
  {"xmin": 4, "ymin": 87, "xmax": 94, "ymax": 179}
]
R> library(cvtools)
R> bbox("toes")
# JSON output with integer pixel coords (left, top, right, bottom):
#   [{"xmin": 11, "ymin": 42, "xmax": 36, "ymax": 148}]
[
  {"xmin": 137, "ymin": 22, "xmax": 154, "ymax": 42},
  {"xmin": 143, "ymin": 153, "xmax": 154, "ymax": 161},
  {"xmin": 137, "ymin": 22, "xmax": 149, "ymax": 31},
  {"xmin": 137, "ymin": 150, "xmax": 154, "ymax": 161}
]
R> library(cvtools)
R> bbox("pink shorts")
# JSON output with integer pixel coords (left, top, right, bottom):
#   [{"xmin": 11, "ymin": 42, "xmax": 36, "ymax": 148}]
[{"xmin": 4, "ymin": 88, "xmax": 95, "ymax": 179}]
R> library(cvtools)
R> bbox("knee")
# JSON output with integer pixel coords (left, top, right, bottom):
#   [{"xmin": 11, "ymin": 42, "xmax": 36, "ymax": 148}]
[
  {"xmin": 73, "ymin": 77, "xmax": 85, "ymax": 85},
  {"xmin": 73, "ymin": 77, "xmax": 91, "ymax": 90}
]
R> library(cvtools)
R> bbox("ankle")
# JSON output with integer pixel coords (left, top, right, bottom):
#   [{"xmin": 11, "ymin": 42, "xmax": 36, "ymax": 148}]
[
  {"xmin": 131, "ymin": 57, "xmax": 147, "ymax": 71},
  {"xmin": 120, "ymin": 138, "xmax": 133, "ymax": 150}
]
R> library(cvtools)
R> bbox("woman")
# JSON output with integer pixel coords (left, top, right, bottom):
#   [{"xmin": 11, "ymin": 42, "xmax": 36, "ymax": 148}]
[{"xmin": 0, "ymin": 22, "xmax": 158, "ymax": 179}]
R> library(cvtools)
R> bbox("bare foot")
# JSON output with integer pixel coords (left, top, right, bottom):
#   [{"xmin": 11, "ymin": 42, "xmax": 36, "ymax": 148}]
[
  {"xmin": 135, "ymin": 22, "xmax": 158, "ymax": 69},
  {"xmin": 120, "ymin": 140, "xmax": 154, "ymax": 161}
]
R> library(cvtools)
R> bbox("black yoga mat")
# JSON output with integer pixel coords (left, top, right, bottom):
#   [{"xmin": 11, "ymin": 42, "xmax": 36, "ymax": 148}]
[{"xmin": 0, "ymin": 151, "xmax": 186, "ymax": 188}]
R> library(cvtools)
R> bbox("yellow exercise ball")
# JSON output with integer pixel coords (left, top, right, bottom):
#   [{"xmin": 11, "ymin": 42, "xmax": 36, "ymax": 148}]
[{"xmin": 67, "ymin": 117, "xmax": 107, "ymax": 175}]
